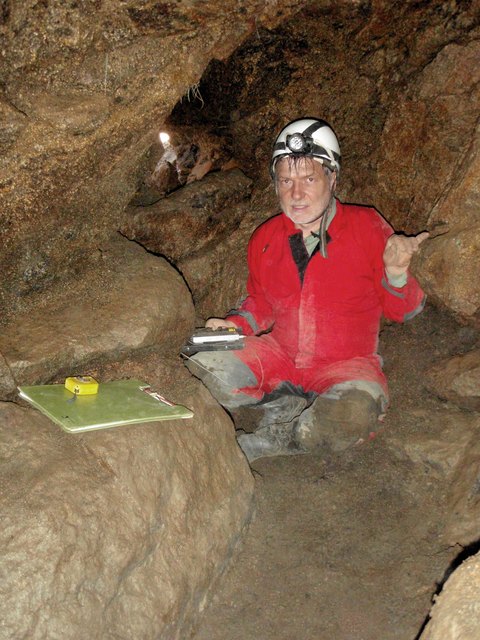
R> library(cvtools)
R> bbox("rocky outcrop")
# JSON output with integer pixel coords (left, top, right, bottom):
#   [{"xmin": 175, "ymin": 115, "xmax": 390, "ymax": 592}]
[
  {"xmin": 410, "ymin": 118, "xmax": 480, "ymax": 326},
  {"xmin": 425, "ymin": 349, "xmax": 480, "ymax": 413},
  {"xmin": 387, "ymin": 405, "xmax": 480, "ymax": 547},
  {"xmin": 376, "ymin": 41, "xmax": 480, "ymax": 234},
  {"xmin": 0, "ymin": 235, "xmax": 195, "ymax": 388},
  {"xmin": 121, "ymin": 169, "xmax": 253, "ymax": 262},
  {"xmin": 178, "ymin": 185, "xmax": 278, "ymax": 319},
  {"xmin": 0, "ymin": 235, "xmax": 255, "ymax": 639},
  {"xmin": 0, "ymin": 0, "xmax": 302, "ymax": 320}
]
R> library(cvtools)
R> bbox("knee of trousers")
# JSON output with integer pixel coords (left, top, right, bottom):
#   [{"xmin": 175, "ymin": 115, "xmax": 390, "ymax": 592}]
[
  {"xmin": 184, "ymin": 350, "xmax": 258, "ymax": 409},
  {"xmin": 294, "ymin": 388, "xmax": 383, "ymax": 452}
]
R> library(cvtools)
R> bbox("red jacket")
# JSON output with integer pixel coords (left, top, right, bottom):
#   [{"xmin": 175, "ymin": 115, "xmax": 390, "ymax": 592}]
[{"xmin": 227, "ymin": 200, "xmax": 425, "ymax": 369}]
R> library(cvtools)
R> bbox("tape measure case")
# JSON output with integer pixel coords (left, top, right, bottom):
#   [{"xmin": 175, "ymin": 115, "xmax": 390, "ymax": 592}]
[{"xmin": 64, "ymin": 376, "xmax": 99, "ymax": 396}]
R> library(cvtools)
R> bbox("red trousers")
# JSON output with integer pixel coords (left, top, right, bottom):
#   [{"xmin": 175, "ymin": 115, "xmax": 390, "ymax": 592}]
[{"xmin": 234, "ymin": 333, "xmax": 388, "ymax": 402}]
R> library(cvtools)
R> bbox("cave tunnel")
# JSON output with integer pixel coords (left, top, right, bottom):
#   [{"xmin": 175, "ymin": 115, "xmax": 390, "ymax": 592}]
[{"xmin": 1, "ymin": 1, "xmax": 480, "ymax": 639}]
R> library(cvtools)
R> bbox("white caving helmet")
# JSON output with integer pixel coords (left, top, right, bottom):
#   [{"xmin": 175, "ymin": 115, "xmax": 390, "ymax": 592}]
[{"xmin": 270, "ymin": 117, "xmax": 341, "ymax": 179}]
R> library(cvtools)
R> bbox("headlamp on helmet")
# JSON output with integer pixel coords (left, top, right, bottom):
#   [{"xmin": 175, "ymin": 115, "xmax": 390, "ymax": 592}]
[
  {"xmin": 286, "ymin": 132, "xmax": 312, "ymax": 154},
  {"xmin": 270, "ymin": 117, "xmax": 341, "ymax": 178}
]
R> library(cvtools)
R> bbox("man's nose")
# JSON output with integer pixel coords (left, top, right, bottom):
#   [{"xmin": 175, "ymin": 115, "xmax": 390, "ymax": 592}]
[{"xmin": 291, "ymin": 180, "xmax": 304, "ymax": 200}]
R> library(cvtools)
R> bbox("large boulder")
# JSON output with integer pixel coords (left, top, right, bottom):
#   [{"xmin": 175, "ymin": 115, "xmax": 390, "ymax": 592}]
[
  {"xmin": 0, "ymin": 231, "xmax": 256, "ymax": 639},
  {"xmin": 1, "ymin": 374, "xmax": 255, "ymax": 640}
]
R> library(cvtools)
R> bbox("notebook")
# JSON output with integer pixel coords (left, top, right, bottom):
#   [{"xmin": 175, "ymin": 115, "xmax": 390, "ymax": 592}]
[{"xmin": 18, "ymin": 379, "xmax": 193, "ymax": 433}]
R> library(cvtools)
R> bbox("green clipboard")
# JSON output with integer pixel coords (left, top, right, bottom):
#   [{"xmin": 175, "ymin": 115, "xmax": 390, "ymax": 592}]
[{"xmin": 18, "ymin": 379, "xmax": 193, "ymax": 433}]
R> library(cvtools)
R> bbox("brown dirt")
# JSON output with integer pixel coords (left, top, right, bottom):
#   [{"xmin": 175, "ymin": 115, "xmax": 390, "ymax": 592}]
[{"xmin": 191, "ymin": 303, "xmax": 479, "ymax": 640}]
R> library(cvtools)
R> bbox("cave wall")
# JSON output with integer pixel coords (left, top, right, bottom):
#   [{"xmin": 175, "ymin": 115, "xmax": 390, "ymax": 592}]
[
  {"xmin": 170, "ymin": 1, "xmax": 478, "ymax": 219},
  {"xmin": 1, "ymin": 2, "xmax": 480, "ymax": 638},
  {"xmin": 2, "ymin": 0, "xmax": 479, "ymax": 325},
  {"xmin": 0, "ymin": 0, "xmax": 304, "ymax": 321}
]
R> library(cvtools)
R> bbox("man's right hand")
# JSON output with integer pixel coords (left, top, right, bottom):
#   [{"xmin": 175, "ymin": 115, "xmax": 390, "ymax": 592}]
[{"xmin": 205, "ymin": 318, "xmax": 238, "ymax": 330}]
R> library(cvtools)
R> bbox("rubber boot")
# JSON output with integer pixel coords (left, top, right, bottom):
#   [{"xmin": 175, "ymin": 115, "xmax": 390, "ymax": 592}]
[
  {"xmin": 237, "ymin": 424, "xmax": 307, "ymax": 462},
  {"xmin": 294, "ymin": 388, "xmax": 382, "ymax": 453},
  {"xmin": 256, "ymin": 393, "xmax": 310, "ymax": 429},
  {"xmin": 237, "ymin": 394, "xmax": 309, "ymax": 462}
]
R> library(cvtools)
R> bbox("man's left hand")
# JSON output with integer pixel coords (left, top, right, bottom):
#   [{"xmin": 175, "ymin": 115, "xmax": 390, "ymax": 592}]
[{"xmin": 383, "ymin": 231, "xmax": 429, "ymax": 278}]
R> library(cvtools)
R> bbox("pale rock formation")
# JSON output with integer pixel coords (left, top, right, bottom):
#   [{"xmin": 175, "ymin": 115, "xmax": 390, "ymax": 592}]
[{"xmin": 419, "ymin": 553, "xmax": 480, "ymax": 640}]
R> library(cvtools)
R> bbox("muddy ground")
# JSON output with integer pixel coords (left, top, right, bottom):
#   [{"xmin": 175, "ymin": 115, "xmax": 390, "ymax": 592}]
[{"xmin": 191, "ymin": 302, "xmax": 479, "ymax": 640}]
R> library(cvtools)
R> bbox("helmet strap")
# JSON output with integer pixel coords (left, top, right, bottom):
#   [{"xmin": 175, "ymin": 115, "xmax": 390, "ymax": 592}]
[{"xmin": 311, "ymin": 197, "xmax": 336, "ymax": 258}]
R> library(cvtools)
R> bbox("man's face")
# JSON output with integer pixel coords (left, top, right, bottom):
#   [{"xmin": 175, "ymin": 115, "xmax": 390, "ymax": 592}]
[{"xmin": 275, "ymin": 156, "xmax": 336, "ymax": 235}]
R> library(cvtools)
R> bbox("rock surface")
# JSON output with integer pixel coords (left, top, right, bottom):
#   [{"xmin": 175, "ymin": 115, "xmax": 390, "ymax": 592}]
[
  {"xmin": 1, "ymin": 376, "xmax": 254, "ymax": 640},
  {"xmin": 425, "ymin": 349, "xmax": 480, "ymax": 412},
  {"xmin": 419, "ymin": 553, "xmax": 480, "ymax": 640},
  {"xmin": 0, "ymin": 235, "xmax": 194, "ymax": 388},
  {"xmin": 121, "ymin": 169, "xmax": 253, "ymax": 262},
  {"xmin": 411, "ymin": 118, "xmax": 480, "ymax": 325},
  {"xmin": 0, "ymin": 0, "xmax": 301, "ymax": 319},
  {"xmin": 2, "ymin": 1, "xmax": 479, "ymax": 328},
  {"xmin": 388, "ymin": 405, "xmax": 480, "ymax": 548},
  {"xmin": 178, "ymin": 186, "xmax": 278, "ymax": 320},
  {"xmin": 2, "ymin": 1, "xmax": 480, "ymax": 638},
  {"xmin": 0, "ymin": 232, "xmax": 256, "ymax": 640},
  {"xmin": 443, "ymin": 430, "xmax": 480, "ymax": 548},
  {"xmin": 0, "ymin": 353, "xmax": 16, "ymax": 400}
]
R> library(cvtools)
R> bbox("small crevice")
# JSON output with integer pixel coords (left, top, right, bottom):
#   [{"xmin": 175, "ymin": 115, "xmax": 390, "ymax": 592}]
[{"xmin": 4, "ymin": 98, "xmax": 29, "ymax": 118}]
